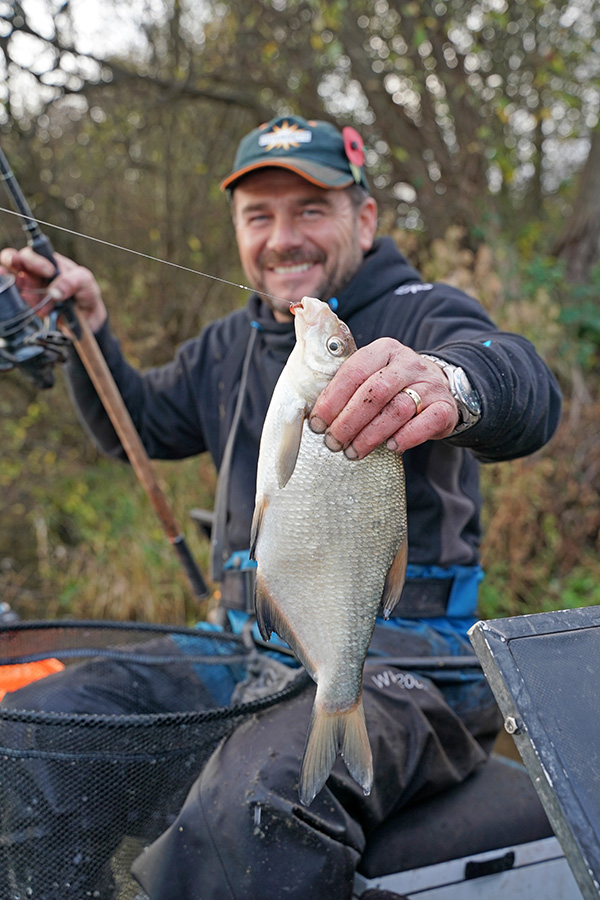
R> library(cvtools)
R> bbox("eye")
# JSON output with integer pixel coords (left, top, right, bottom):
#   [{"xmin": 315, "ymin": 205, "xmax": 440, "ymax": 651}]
[
  {"xmin": 326, "ymin": 336, "xmax": 346, "ymax": 356},
  {"xmin": 248, "ymin": 213, "xmax": 270, "ymax": 225}
]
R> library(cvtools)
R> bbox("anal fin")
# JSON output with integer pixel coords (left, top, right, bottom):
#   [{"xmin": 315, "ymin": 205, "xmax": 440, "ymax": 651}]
[
  {"xmin": 254, "ymin": 573, "xmax": 316, "ymax": 678},
  {"xmin": 381, "ymin": 538, "xmax": 408, "ymax": 619},
  {"xmin": 254, "ymin": 571, "xmax": 278, "ymax": 642},
  {"xmin": 249, "ymin": 496, "xmax": 268, "ymax": 561}
]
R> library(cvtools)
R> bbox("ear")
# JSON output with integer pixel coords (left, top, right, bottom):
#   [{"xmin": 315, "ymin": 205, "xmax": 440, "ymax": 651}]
[{"xmin": 357, "ymin": 196, "xmax": 378, "ymax": 251}]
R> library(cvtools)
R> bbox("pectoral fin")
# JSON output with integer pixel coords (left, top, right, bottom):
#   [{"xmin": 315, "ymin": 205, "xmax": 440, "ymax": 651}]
[
  {"xmin": 277, "ymin": 408, "xmax": 307, "ymax": 488},
  {"xmin": 381, "ymin": 538, "xmax": 408, "ymax": 619}
]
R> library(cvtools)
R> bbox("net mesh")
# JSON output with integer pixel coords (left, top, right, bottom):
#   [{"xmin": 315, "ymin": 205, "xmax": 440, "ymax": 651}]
[{"xmin": 0, "ymin": 621, "xmax": 307, "ymax": 900}]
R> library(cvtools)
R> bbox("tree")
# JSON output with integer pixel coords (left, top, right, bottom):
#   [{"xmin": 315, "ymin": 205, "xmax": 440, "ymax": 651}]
[
  {"xmin": 2, "ymin": 0, "xmax": 599, "ymax": 243},
  {"xmin": 553, "ymin": 124, "xmax": 600, "ymax": 281}
]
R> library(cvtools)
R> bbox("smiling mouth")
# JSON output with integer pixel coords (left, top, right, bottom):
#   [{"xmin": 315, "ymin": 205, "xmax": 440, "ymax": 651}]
[{"xmin": 270, "ymin": 262, "xmax": 315, "ymax": 276}]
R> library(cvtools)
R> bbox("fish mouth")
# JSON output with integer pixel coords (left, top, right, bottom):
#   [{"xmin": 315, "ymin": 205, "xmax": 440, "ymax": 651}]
[{"xmin": 290, "ymin": 296, "xmax": 323, "ymax": 325}]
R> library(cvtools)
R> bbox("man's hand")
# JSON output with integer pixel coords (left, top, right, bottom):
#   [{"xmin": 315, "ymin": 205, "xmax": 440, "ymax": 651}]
[
  {"xmin": 0, "ymin": 246, "xmax": 107, "ymax": 333},
  {"xmin": 309, "ymin": 337, "xmax": 459, "ymax": 458}
]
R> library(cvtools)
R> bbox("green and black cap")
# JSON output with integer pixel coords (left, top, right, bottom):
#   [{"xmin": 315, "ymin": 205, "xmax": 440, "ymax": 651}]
[{"xmin": 220, "ymin": 115, "xmax": 370, "ymax": 193}]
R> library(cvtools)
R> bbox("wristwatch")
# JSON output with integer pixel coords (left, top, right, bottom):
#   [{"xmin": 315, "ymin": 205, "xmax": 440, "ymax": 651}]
[{"xmin": 420, "ymin": 354, "xmax": 482, "ymax": 435}]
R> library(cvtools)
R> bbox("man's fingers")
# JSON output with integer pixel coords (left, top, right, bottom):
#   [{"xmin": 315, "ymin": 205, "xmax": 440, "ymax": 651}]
[
  {"xmin": 343, "ymin": 396, "xmax": 457, "ymax": 460},
  {"xmin": 338, "ymin": 390, "xmax": 422, "ymax": 458},
  {"xmin": 321, "ymin": 374, "xmax": 418, "ymax": 452},
  {"xmin": 306, "ymin": 336, "xmax": 462, "ymax": 458},
  {"xmin": 309, "ymin": 338, "xmax": 400, "ymax": 430},
  {"xmin": 0, "ymin": 247, "xmax": 23, "ymax": 272},
  {"xmin": 323, "ymin": 372, "xmax": 402, "ymax": 447},
  {"xmin": 1, "ymin": 246, "xmax": 57, "ymax": 280},
  {"xmin": 0, "ymin": 248, "xmax": 17, "ymax": 271},
  {"xmin": 0, "ymin": 248, "xmax": 53, "ymax": 314},
  {"xmin": 0, "ymin": 245, "xmax": 107, "ymax": 331},
  {"xmin": 384, "ymin": 401, "xmax": 458, "ymax": 454}
]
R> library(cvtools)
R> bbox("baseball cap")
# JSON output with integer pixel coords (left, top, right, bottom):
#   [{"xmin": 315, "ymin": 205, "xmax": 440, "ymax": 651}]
[{"xmin": 220, "ymin": 115, "xmax": 370, "ymax": 193}]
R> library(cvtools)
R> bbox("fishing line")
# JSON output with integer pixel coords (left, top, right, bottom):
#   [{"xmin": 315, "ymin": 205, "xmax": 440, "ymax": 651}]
[{"xmin": 0, "ymin": 204, "xmax": 290, "ymax": 308}]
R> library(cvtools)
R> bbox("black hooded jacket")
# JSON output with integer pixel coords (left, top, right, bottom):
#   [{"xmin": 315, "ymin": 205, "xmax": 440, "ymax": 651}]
[{"xmin": 65, "ymin": 237, "xmax": 561, "ymax": 569}]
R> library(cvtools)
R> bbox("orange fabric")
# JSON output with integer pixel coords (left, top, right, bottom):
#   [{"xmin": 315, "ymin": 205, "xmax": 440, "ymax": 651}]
[{"xmin": 0, "ymin": 658, "xmax": 65, "ymax": 700}]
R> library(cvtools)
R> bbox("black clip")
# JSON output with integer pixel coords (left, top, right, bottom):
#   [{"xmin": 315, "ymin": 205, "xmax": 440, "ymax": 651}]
[{"xmin": 465, "ymin": 850, "xmax": 515, "ymax": 880}]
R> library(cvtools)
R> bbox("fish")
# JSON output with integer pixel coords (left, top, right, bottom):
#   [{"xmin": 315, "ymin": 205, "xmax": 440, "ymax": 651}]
[{"xmin": 250, "ymin": 296, "xmax": 408, "ymax": 806}]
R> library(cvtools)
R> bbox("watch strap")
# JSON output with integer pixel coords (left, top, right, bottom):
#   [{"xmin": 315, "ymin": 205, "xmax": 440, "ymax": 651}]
[{"xmin": 420, "ymin": 353, "xmax": 481, "ymax": 435}]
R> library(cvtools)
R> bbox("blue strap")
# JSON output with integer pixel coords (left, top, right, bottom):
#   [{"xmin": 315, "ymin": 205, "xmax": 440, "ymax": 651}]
[
  {"xmin": 405, "ymin": 564, "xmax": 483, "ymax": 618},
  {"xmin": 223, "ymin": 549, "xmax": 257, "ymax": 571}
]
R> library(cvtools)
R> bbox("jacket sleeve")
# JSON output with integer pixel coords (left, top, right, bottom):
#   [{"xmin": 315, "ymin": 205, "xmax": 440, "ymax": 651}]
[
  {"xmin": 393, "ymin": 285, "xmax": 562, "ymax": 463},
  {"xmin": 63, "ymin": 318, "xmax": 207, "ymax": 461},
  {"xmin": 433, "ymin": 332, "xmax": 562, "ymax": 462}
]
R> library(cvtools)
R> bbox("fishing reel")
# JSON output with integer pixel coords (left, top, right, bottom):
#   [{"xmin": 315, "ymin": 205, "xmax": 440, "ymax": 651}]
[
  {"xmin": 0, "ymin": 271, "xmax": 71, "ymax": 389},
  {"xmin": 0, "ymin": 144, "xmax": 77, "ymax": 388}
]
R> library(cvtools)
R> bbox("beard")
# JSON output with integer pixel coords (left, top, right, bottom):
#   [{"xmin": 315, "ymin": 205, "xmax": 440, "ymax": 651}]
[{"xmin": 254, "ymin": 245, "xmax": 365, "ymax": 313}]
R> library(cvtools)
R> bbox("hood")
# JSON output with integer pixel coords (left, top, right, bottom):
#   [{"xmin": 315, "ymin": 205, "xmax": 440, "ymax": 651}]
[{"xmin": 334, "ymin": 236, "xmax": 420, "ymax": 321}]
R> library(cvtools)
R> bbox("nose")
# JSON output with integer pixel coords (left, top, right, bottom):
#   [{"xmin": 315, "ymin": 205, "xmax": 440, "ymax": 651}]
[{"xmin": 266, "ymin": 212, "xmax": 303, "ymax": 254}]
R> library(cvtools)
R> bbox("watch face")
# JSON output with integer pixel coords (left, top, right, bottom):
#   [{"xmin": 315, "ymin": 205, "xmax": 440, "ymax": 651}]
[{"xmin": 455, "ymin": 369, "xmax": 481, "ymax": 415}]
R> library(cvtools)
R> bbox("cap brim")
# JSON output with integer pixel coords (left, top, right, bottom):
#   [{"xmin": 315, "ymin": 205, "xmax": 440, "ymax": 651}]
[{"xmin": 220, "ymin": 157, "xmax": 355, "ymax": 192}]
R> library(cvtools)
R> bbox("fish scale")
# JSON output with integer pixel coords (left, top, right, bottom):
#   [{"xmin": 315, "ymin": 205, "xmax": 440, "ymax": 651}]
[
  {"xmin": 258, "ymin": 427, "xmax": 404, "ymax": 687},
  {"xmin": 251, "ymin": 296, "xmax": 407, "ymax": 805}
]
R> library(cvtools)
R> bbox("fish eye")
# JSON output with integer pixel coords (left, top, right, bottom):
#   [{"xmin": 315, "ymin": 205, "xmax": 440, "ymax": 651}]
[{"xmin": 326, "ymin": 336, "xmax": 346, "ymax": 356}]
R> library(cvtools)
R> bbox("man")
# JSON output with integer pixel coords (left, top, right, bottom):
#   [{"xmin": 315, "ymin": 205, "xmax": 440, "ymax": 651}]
[{"xmin": 0, "ymin": 115, "xmax": 561, "ymax": 899}]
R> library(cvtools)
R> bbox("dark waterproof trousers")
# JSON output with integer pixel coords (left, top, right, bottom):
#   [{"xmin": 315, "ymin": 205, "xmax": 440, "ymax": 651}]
[
  {"xmin": 131, "ymin": 623, "xmax": 500, "ymax": 900},
  {"xmin": 133, "ymin": 667, "xmax": 494, "ymax": 900}
]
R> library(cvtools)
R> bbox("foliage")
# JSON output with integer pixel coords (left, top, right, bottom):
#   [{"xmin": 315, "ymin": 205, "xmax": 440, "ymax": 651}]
[
  {"xmin": 0, "ymin": 372, "xmax": 217, "ymax": 623},
  {"xmin": 400, "ymin": 224, "xmax": 600, "ymax": 618},
  {"xmin": 1, "ymin": 0, "xmax": 599, "ymax": 240},
  {"xmin": 557, "ymin": 263, "xmax": 600, "ymax": 367}
]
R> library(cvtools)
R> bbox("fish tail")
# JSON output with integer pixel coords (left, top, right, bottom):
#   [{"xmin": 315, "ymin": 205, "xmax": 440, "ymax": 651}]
[{"xmin": 299, "ymin": 696, "xmax": 373, "ymax": 806}]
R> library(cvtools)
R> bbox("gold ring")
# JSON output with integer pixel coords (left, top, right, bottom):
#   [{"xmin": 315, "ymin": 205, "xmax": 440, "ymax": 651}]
[{"xmin": 401, "ymin": 387, "xmax": 423, "ymax": 416}]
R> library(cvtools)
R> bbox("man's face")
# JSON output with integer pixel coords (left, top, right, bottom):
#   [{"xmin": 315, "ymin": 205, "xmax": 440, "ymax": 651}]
[{"xmin": 231, "ymin": 170, "xmax": 377, "ymax": 321}]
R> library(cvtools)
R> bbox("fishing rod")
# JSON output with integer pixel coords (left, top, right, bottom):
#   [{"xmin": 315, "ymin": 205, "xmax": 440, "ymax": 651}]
[
  {"xmin": 0, "ymin": 152, "xmax": 72, "ymax": 388},
  {"xmin": 0, "ymin": 146, "xmax": 209, "ymax": 602}
]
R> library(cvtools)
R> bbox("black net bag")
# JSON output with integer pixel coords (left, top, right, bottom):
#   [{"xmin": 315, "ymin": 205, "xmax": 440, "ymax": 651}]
[{"xmin": 0, "ymin": 620, "xmax": 309, "ymax": 900}]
